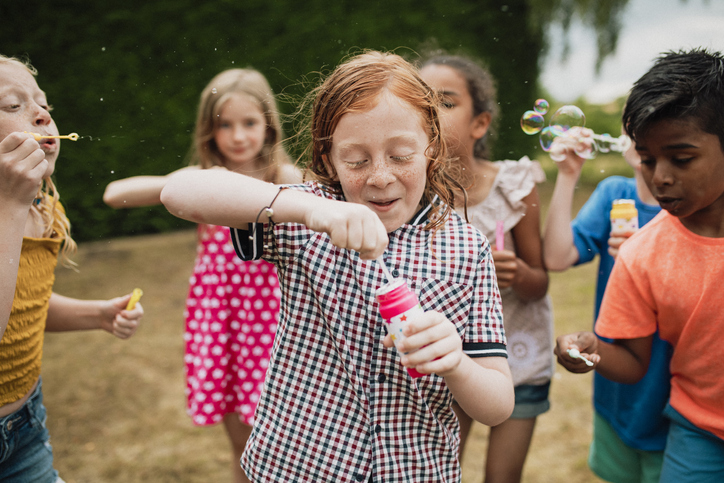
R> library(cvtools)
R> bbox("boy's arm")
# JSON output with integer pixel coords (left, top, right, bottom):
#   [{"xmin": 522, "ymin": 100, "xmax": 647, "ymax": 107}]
[
  {"xmin": 103, "ymin": 166, "xmax": 200, "ymax": 208},
  {"xmin": 543, "ymin": 138, "xmax": 588, "ymax": 271},
  {"xmin": 161, "ymin": 168, "xmax": 388, "ymax": 259},
  {"xmin": 46, "ymin": 292, "xmax": 142, "ymax": 339},
  {"xmin": 554, "ymin": 330, "xmax": 652, "ymax": 384}
]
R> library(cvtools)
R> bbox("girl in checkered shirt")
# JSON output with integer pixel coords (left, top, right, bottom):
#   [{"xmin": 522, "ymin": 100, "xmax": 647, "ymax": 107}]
[{"xmin": 162, "ymin": 51, "xmax": 514, "ymax": 482}]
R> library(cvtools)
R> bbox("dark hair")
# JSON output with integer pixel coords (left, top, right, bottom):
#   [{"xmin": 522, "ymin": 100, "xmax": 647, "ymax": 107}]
[
  {"xmin": 623, "ymin": 48, "xmax": 724, "ymax": 148},
  {"xmin": 420, "ymin": 54, "xmax": 498, "ymax": 159}
]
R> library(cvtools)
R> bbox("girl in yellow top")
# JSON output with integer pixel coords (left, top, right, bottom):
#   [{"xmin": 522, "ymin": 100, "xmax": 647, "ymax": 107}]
[{"xmin": 0, "ymin": 54, "xmax": 144, "ymax": 482}]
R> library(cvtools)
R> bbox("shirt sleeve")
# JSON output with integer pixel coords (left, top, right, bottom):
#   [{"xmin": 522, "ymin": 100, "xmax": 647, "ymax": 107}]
[
  {"xmin": 595, "ymin": 252, "xmax": 658, "ymax": 340},
  {"xmin": 463, "ymin": 238, "xmax": 507, "ymax": 358}
]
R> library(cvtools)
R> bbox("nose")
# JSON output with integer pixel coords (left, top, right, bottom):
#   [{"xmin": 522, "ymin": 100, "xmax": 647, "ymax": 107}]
[
  {"xmin": 34, "ymin": 104, "xmax": 52, "ymax": 126},
  {"xmin": 232, "ymin": 125, "xmax": 247, "ymax": 142},
  {"xmin": 651, "ymin": 161, "xmax": 674, "ymax": 187},
  {"xmin": 367, "ymin": 158, "xmax": 396, "ymax": 188}
]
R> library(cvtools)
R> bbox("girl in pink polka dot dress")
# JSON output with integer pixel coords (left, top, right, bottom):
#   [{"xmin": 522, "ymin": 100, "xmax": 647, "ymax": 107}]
[{"xmin": 104, "ymin": 69, "xmax": 302, "ymax": 483}]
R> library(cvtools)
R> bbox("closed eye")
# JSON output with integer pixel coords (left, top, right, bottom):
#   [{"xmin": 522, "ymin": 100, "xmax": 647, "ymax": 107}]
[{"xmin": 391, "ymin": 154, "xmax": 413, "ymax": 161}]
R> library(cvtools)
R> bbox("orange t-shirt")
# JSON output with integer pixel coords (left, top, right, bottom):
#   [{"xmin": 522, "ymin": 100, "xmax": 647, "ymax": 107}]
[{"xmin": 596, "ymin": 211, "xmax": 724, "ymax": 440}]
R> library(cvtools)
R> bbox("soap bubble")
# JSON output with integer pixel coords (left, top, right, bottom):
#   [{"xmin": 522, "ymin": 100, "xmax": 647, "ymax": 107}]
[
  {"xmin": 596, "ymin": 133, "xmax": 614, "ymax": 153},
  {"xmin": 520, "ymin": 110, "xmax": 545, "ymax": 135},
  {"xmin": 533, "ymin": 98, "xmax": 549, "ymax": 115},
  {"xmin": 538, "ymin": 126, "xmax": 557, "ymax": 152},
  {"xmin": 574, "ymin": 139, "xmax": 598, "ymax": 159},
  {"xmin": 211, "ymin": 88, "xmax": 217, "ymax": 94},
  {"xmin": 549, "ymin": 105, "xmax": 586, "ymax": 133}
]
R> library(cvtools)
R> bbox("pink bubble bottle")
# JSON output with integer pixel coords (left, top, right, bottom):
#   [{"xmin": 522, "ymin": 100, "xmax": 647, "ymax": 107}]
[{"xmin": 376, "ymin": 278, "xmax": 425, "ymax": 378}]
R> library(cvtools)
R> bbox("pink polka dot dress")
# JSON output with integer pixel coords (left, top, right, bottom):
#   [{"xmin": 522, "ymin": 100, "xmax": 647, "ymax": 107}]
[{"xmin": 184, "ymin": 224, "xmax": 279, "ymax": 426}]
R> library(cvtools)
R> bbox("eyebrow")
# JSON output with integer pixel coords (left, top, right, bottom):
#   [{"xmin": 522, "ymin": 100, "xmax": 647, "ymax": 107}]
[{"xmin": 636, "ymin": 142, "xmax": 699, "ymax": 151}]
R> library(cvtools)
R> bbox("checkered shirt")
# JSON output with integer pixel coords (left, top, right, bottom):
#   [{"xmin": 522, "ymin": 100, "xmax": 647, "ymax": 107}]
[{"xmin": 230, "ymin": 182, "xmax": 506, "ymax": 483}]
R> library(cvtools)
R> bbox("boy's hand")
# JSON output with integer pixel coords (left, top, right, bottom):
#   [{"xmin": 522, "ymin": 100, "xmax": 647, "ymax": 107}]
[
  {"xmin": 100, "ymin": 294, "xmax": 144, "ymax": 339},
  {"xmin": 491, "ymin": 249, "xmax": 518, "ymax": 289},
  {"xmin": 305, "ymin": 199, "xmax": 388, "ymax": 259},
  {"xmin": 607, "ymin": 228, "xmax": 636, "ymax": 259},
  {"xmin": 554, "ymin": 331, "xmax": 600, "ymax": 373},
  {"xmin": 383, "ymin": 311, "xmax": 462, "ymax": 377},
  {"xmin": 0, "ymin": 132, "xmax": 48, "ymax": 207}
]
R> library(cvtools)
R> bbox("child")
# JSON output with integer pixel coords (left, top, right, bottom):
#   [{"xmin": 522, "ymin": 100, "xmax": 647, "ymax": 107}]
[
  {"xmin": 544, "ymin": 122, "xmax": 670, "ymax": 483},
  {"xmin": 420, "ymin": 54, "xmax": 552, "ymax": 483},
  {"xmin": 555, "ymin": 48, "xmax": 724, "ymax": 482},
  {"xmin": 0, "ymin": 55, "xmax": 143, "ymax": 481},
  {"xmin": 103, "ymin": 68, "xmax": 301, "ymax": 483},
  {"xmin": 161, "ymin": 51, "xmax": 515, "ymax": 482}
]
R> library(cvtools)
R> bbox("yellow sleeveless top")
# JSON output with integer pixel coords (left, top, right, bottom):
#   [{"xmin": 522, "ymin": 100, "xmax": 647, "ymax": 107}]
[{"xmin": 0, "ymin": 205, "xmax": 64, "ymax": 405}]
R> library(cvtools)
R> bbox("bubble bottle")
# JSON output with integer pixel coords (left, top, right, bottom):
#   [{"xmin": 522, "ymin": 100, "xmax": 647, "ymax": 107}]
[
  {"xmin": 375, "ymin": 258, "xmax": 425, "ymax": 378},
  {"xmin": 610, "ymin": 199, "xmax": 639, "ymax": 233}
]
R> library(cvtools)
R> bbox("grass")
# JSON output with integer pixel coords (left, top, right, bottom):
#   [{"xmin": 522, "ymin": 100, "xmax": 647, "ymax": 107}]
[{"xmin": 45, "ymin": 158, "xmax": 627, "ymax": 482}]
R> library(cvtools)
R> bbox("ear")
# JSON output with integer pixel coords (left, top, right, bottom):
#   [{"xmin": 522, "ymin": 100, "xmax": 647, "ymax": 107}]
[
  {"xmin": 471, "ymin": 112, "xmax": 492, "ymax": 140},
  {"xmin": 321, "ymin": 154, "xmax": 339, "ymax": 181}
]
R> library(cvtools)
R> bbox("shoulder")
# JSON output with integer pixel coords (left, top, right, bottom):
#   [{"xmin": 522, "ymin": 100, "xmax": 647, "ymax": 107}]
[{"xmin": 618, "ymin": 211, "xmax": 670, "ymax": 257}]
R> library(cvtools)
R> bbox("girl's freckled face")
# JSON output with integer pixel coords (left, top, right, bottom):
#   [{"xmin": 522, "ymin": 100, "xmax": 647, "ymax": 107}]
[{"xmin": 329, "ymin": 92, "xmax": 430, "ymax": 233}]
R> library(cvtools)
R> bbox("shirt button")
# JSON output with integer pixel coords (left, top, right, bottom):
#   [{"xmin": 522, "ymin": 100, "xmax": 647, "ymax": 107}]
[
  {"xmin": 391, "ymin": 269, "xmax": 399, "ymax": 277},
  {"xmin": 377, "ymin": 373, "xmax": 386, "ymax": 383},
  {"xmin": 375, "ymin": 424, "xmax": 382, "ymax": 433},
  {"xmin": 354, "ymin": 473, "xmax": 365, "ymax": 481}
]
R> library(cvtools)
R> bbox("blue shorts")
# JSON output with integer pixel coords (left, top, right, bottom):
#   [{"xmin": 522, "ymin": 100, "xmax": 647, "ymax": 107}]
[
  {"xmin": 659, "ymin": 403, "xmax": 724, "ymax": 483},
  {"xmin": 0, "ymin": 379, "xmax": 59, "ymax": 483},
  {"xmin": 510, "ymin": 382, "xmax": 550, "ymax": 419}
]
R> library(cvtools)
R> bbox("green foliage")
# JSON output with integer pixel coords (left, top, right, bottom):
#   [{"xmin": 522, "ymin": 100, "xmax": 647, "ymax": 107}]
[{"xmin": 3, "ymin": 0, "xmax": 627, "ymax": 241}]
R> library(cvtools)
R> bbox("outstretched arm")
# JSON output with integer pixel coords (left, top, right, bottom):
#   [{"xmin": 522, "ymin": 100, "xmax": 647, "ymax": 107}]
[
  {"xmin": 0, "ymin": 133, "xmax": 49, "ymax": 340},
  {"xmin": 103, "ymin": 166, "xmax": 200, "ymax": 209},
  {"xmin": 543, "ymin": 136, "xmax": 589, "ymax": 271},
  {"xmin": 554, "ymin": 330, "xmax": 652, "ymax": 384},
  {"xmin": 161, "ymin": 168, "xmax": 388, "ymax": 259},
  {"xmin": 46, "ymin": 292, "xmax": 143, "ymax": 339}
]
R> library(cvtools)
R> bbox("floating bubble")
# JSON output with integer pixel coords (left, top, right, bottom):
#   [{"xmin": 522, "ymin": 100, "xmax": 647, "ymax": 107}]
[
  {"xmin": 533, "ymin": 98, "xmax": 549, "ymax": 115},
  {"xmin": 211, "ymin": 88, "xmax": 218, "ymax": 94},
  {"xmin": 520, "ymin": 110, "xmax": 545, "ymax": 135},
  {"xmin": 574, "ymin": 139, "xmax": 598, "ymax": 159},
  {"xmin": 549, "ymin": 105, "xmax": 586, "ymax": 133},
  {"xmin": 539, "ymin": 126, "xmax": 557, "ymax": 152}
]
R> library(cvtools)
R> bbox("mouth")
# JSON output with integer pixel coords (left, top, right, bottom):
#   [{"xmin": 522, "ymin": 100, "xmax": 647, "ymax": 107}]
[
  {"xmin": 655, "ymin": 196, "xmax": 681, "ymax": 212},
  {"xmin": 39, "ymin": 138, "xmax": 57, "ymax": 151},
  {"xmin": 368, "ymin": 198, "xmax": 399, "ymax": 212}
]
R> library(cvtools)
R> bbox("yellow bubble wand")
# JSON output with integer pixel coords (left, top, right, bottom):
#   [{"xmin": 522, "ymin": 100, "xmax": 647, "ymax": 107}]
[
  {"xmin": 126, "ymin": 288, "xmax": 144, "ymax": 310},
  {"xmin": 25, "ymin": 131, "xmax": 79, "ymax": 141}
]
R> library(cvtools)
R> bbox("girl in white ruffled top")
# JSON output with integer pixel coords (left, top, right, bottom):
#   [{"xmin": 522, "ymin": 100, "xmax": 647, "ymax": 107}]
[{"xmin": 420, "ymin": 54, "xmax": 553, "ymax": 483}]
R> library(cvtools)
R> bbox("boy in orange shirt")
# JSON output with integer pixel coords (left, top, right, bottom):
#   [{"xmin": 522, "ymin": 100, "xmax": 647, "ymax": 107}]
[{"xmin": 555, "ymin": 48, "xmax": 724, "ymax": 482}]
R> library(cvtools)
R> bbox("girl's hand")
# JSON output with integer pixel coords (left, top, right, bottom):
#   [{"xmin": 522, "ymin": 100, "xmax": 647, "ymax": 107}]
[
  {"xmin": 554, "ymin": 331, "xmax": 600, "ymax": 373},
  {"xmin": 0, "ymin": 132, "xmax": 48, "ymax": 207},
  {"xmin": 607, "ymin": 229, "xmax": 636, "ymax": 259},
  {"xmin": 100, "ymin": 294, "xmax": 144, "ymax": 339},
  {"xmin": 491, "ymin": 249, "xmax": 518, "ymax": 289},
  {"xmin": 304, "ymin": 199, "xmax": 388, "ymax": 259},
  {"xmin": 383, "ymin": 311, "xmax": 462, "ymax": 377}
]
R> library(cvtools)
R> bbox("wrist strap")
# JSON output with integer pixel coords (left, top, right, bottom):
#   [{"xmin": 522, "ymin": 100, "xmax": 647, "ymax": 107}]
[{"xmin": 249, "ymin": 186, "xmax": 288, "ymax": 247}]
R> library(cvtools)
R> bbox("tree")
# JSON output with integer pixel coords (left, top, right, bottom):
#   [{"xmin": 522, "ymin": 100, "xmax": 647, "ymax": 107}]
[{"xmin": 1, "ymin": 0, "xmax": 629, "ymax": 240}]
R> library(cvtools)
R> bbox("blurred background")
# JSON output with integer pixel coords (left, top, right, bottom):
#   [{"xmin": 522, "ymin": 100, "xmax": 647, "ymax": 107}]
[{"xmin": 4, "ymin": 1, "xmax": 724, "ymax": 481}]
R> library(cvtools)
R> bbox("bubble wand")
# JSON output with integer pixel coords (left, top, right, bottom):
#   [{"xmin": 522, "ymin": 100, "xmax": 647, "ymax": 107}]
[
  {"xmin": 567, "ymin": 348, "xmax": 594, "ymax": 367},
  {"xmin": 25, "ymin": 132, "xmax": 79, "ymax": 141},
  {"xmin": 125, "ymin": 288, "xmax": 144, "ymax": 310},
  {"xmin": 520, "ymin": 100, "xmax": 631, "ymax": 161}
]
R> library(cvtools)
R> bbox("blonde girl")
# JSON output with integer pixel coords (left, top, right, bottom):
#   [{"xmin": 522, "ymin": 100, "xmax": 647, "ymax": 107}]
[
  {"xmin": 104, "ymin": 68, "xmax": 301, "ymax": 483},
  {"xmin": 0, "ymin": 54, "xmax": 142, "ymax": 482},
  {"xmin": 161, "ymin": 51, "xmax": 514, "ymax": 482}
]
